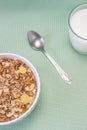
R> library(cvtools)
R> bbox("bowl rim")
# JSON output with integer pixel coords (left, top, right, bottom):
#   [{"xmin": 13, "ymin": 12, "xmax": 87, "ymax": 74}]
[
  {"xmin": 68, "ymin": 3, "xmax": 87, "ymax": 41},
  {"xmin": 0, "ymin": 53, "xmax": 40, "ymax": 125}
]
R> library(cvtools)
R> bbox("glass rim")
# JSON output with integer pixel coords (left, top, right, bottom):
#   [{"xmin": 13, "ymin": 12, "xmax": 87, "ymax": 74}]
[{"xmin": 68, "ymin": 3, "xmax": 87, "ymax": 40}]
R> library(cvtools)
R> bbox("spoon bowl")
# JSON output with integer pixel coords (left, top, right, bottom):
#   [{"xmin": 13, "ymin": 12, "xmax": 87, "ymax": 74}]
[{"xmin": 27, "ymin": 31, "xmax": 44, "ymax": 51}]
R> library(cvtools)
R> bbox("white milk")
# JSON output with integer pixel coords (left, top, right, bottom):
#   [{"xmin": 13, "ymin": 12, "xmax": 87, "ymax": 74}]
[
  {"xmin": 70, "ymin": 9, "xmax": 87, "ymax": 39},
  {"xmin": 69, "ymin": 5, "xmax": 87, "ymax": 54}
]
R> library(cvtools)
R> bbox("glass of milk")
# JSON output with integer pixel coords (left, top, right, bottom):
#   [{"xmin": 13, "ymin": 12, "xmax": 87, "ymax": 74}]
[{"xmin": 68, "ymin": 4, "xmax": 87, "ymax": 54}]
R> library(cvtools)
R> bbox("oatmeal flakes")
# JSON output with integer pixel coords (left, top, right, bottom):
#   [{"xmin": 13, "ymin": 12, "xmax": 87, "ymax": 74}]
[
  {"xmin": 14, "ymin": 107, "xmax": 22, "ymax": 112},
  {"xmin": 32, "ymin": 89, "xmax": 36, "ymax": 94},
  {"xmin": 6, "ymin": 112, "xmax": 14, "ymax": 117},
  {"xmin": 25, "ymin": 86, "xmax": 29, "ymax": 91},
  {"xmin": 0, "ymin": 109, "xmax": 5, "ymax": 114},
  {"xmin": 14, "ymin": 114, "xmax": 18, "ymax": 118},
  {"xmin": 27, "ymin": 69, "xmax": 31, "ymax": 73},
  {"xmin": 3, "ymin": 88, "xmax": 9, "ymax": 93},
  {"xmin": 0, "ymin": 58, "xmax": 37, "ymax": 122},
  {"xmin": 0, "ymin": 90, "xmax": 2, "ymax": 96},
  {"xmin": 5, "ymin": 74, "xmax": 11, "ymax": 79}
]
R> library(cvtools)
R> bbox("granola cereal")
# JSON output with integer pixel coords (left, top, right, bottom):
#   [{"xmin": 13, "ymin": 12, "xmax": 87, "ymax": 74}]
[{"xmin": 0, "ymin": 58, "xmax": 37, "ymax": 122}]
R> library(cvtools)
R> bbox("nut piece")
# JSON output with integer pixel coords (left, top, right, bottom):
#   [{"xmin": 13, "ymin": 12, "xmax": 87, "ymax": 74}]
[
  {"xmin": 20, "ymin": 94, "xmax": 32, "ymax": 104},
  {"xmin": 18, "ymin": 66, "xmax": 27, "ymax": 74},
  {"xmin": 29, "ymin": 84, "xmax": 35, "ymax": 91}
]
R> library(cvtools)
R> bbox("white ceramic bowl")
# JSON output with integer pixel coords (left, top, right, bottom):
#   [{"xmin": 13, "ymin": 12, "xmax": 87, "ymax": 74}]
[
  {"xmin": 0, "ymin": 53, "xmax": 40, "ymax": 125},
  {"xmin": 68, "ymin": 4, "xmax": 87, "ymax": 54}
]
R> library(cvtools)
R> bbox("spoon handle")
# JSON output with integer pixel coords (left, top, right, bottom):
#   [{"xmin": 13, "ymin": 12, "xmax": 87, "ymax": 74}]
[{"xmin": 42, "ymin": 50, "xmax": 71, "ymax": 84}]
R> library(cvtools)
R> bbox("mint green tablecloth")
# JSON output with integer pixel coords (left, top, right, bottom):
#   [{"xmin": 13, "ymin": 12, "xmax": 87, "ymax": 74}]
[{"xmin": 0, "ymin": 0, "xmax": 87, "ymax": 130}]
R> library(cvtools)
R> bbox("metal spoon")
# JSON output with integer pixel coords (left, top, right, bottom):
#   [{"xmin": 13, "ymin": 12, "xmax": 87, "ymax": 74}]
[{"xmin": 27, "ymin": 31, "xmax": 71, "ymax": 84}]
